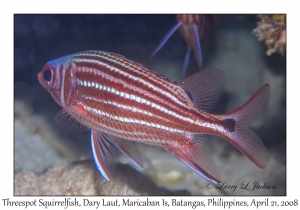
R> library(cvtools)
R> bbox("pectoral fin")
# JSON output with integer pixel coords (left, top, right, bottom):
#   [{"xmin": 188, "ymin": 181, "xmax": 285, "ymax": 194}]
[{"xmin": 54, "ymin": 105, "xmax": 90, "ymax": 131}]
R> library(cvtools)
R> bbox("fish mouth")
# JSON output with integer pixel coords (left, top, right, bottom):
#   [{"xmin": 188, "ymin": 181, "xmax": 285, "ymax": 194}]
[
  {"xmin": 37, "ymin": 71, "xmax": 43, "ymax": 84},
  {"xmin": 38, "ymin": 70, "xmax": 47, "ymax": 89}
]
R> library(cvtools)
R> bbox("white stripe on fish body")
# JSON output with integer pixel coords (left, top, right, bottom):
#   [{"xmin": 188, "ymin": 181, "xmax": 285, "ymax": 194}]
[
  {"xmin": 75, "ymin": 77, "xmax": 224, "ymax": 138},
  {"xmin": 76, "ymin": 79, "xmax": 209, "ymax": 128},
  {"xmin": 72, "ymin": 53, "xmax": 191, "ymax": 109}
]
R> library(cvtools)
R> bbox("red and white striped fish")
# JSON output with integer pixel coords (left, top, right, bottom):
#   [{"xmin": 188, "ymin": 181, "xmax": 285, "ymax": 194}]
[
  {"xmin": 38, "ymin": 50, "xmax": 271, "ymax": 185},
  {"xmin": 151, "ymin": 14, "xmax": 216, "ymax": 77}
]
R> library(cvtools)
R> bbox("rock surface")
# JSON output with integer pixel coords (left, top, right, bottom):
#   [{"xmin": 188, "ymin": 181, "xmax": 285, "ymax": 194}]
[{"xmin": 14, "ymin": 161, "xmax": 190, "ymax": 196}]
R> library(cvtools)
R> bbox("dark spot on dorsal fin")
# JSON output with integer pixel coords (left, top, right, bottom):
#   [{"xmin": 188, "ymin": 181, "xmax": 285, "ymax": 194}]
[{"xmin": 222, "ymin": 118, "xmax": 236, "ymax": 132}]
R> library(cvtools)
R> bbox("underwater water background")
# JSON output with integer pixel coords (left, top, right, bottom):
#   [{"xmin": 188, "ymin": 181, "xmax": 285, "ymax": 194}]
[{"xmin": 14, "ymin": 14, "xmax": 286, "ymax": 195}]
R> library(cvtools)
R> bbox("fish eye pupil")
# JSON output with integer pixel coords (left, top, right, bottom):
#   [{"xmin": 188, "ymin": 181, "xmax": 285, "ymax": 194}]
[{"xmin": 43, "ymin": 69, "xmax": 52, "ymax": 82}]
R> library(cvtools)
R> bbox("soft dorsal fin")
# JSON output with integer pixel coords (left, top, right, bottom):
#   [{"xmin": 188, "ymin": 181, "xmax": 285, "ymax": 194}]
[{"xmin": 180, "ymin": 68, "xmax": 226, "ymax": 112}]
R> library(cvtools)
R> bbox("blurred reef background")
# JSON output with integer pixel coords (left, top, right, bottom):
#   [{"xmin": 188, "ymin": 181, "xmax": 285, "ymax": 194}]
[{"xmin": 14, "ymin": 14, "xmax": 286, "ymax": 195}]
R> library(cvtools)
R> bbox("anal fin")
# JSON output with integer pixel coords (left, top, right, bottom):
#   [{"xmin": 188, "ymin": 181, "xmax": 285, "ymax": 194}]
[{"xmin": 168, "ymin": 134, "xmax": 220, "ymax": 185}]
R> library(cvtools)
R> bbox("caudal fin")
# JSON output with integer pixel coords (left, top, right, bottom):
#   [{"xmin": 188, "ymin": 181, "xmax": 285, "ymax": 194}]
[{"xmin": 224, "ymin": 84, "xmax": 271, "ymax": 169}]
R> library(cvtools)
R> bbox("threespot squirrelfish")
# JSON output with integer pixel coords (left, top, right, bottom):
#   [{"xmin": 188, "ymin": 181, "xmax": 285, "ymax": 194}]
[{"xmin": 38, "ymin": 50, "xmax": 271, "ymax": 185}]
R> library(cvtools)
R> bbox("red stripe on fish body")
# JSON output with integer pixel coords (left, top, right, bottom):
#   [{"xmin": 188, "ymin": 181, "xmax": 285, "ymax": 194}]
[
  {"xmin": 41, "ymin": 51, "xmax": 221, "ymax": 141},
  {"xmin": 71, "ymin": 52, "xmax": 220, "ymax": 140},
  {"xmin": 38, "ymin": 50, "xmax": 270, "ymax": 184}
]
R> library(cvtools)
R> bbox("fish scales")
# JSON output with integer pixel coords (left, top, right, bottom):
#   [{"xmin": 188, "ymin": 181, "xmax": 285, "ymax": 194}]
[
  {"xmin": 73, "ymin": 52, "xmax": 191, "ymax": 109},
  {"xmin": 71, "ymin": 52, "xmax": 215, "ymax": 135},
  {"xmin": 74, "ymin": 69, "xmax": 195, "ymax": 145},
  {"xmin": 38, "ymin": 50, "xmax": 270, "ymax": 184}
]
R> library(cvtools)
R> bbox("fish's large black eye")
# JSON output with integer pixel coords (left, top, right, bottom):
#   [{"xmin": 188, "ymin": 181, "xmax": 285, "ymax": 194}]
[{"xmin": 43, "ymin": 69, "xmax": 52, "ymax": 82}]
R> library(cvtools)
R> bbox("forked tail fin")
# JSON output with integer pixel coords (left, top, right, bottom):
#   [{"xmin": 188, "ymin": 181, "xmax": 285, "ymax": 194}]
[{"xmin": 224, "ymin": 84, "xmax": 271, "ymax": 169}]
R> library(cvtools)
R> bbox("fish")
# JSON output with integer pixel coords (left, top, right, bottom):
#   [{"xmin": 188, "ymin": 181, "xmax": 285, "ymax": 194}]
[
  {"xmin": 151, "ymin": 14, "xmax": 216, "ymax": 77},
  {"xmin": 38, "ymin": 50, "xmax": 271, "ymax": 185}
]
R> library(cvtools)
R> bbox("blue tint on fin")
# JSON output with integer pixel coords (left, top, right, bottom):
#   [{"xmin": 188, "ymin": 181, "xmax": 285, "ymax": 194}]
[
  {"xmin": 182, "ymin": 47, "xmax": 191, "ymax": 77},
  {"xmin": 169, "ymin": 150, "xmax": 219, "ymax": 186},
  {"xmin": 180, "ymin": 158, "xmax": 219, "ymax": 186},
  {"xmin": 193, "ymin": 25, "xmax": 203, "ymax": 69},
  {"xmin": 91, "ymin": 131, "xmax": 110, "ymax": 181},
  {"xmin": 91, "ymin": 131, "xmax": 119, "ymax": 181},
  {"xmin": 151, "ymin": 22, "xmax": 182, "ymax": 58},
  {"xmin": 122, "ymin": 152, "xmax": 142, "ymax": 169}
]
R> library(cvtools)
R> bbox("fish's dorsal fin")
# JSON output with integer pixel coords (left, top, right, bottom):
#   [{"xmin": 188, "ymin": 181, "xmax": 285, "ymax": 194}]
[
  {"xmin": 54, "ymin": 105, "xmax": 90, "ymax": 131},
  {"xmin": 180, "ymin": 68, "xmax": 226, "ymax": 112}
]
